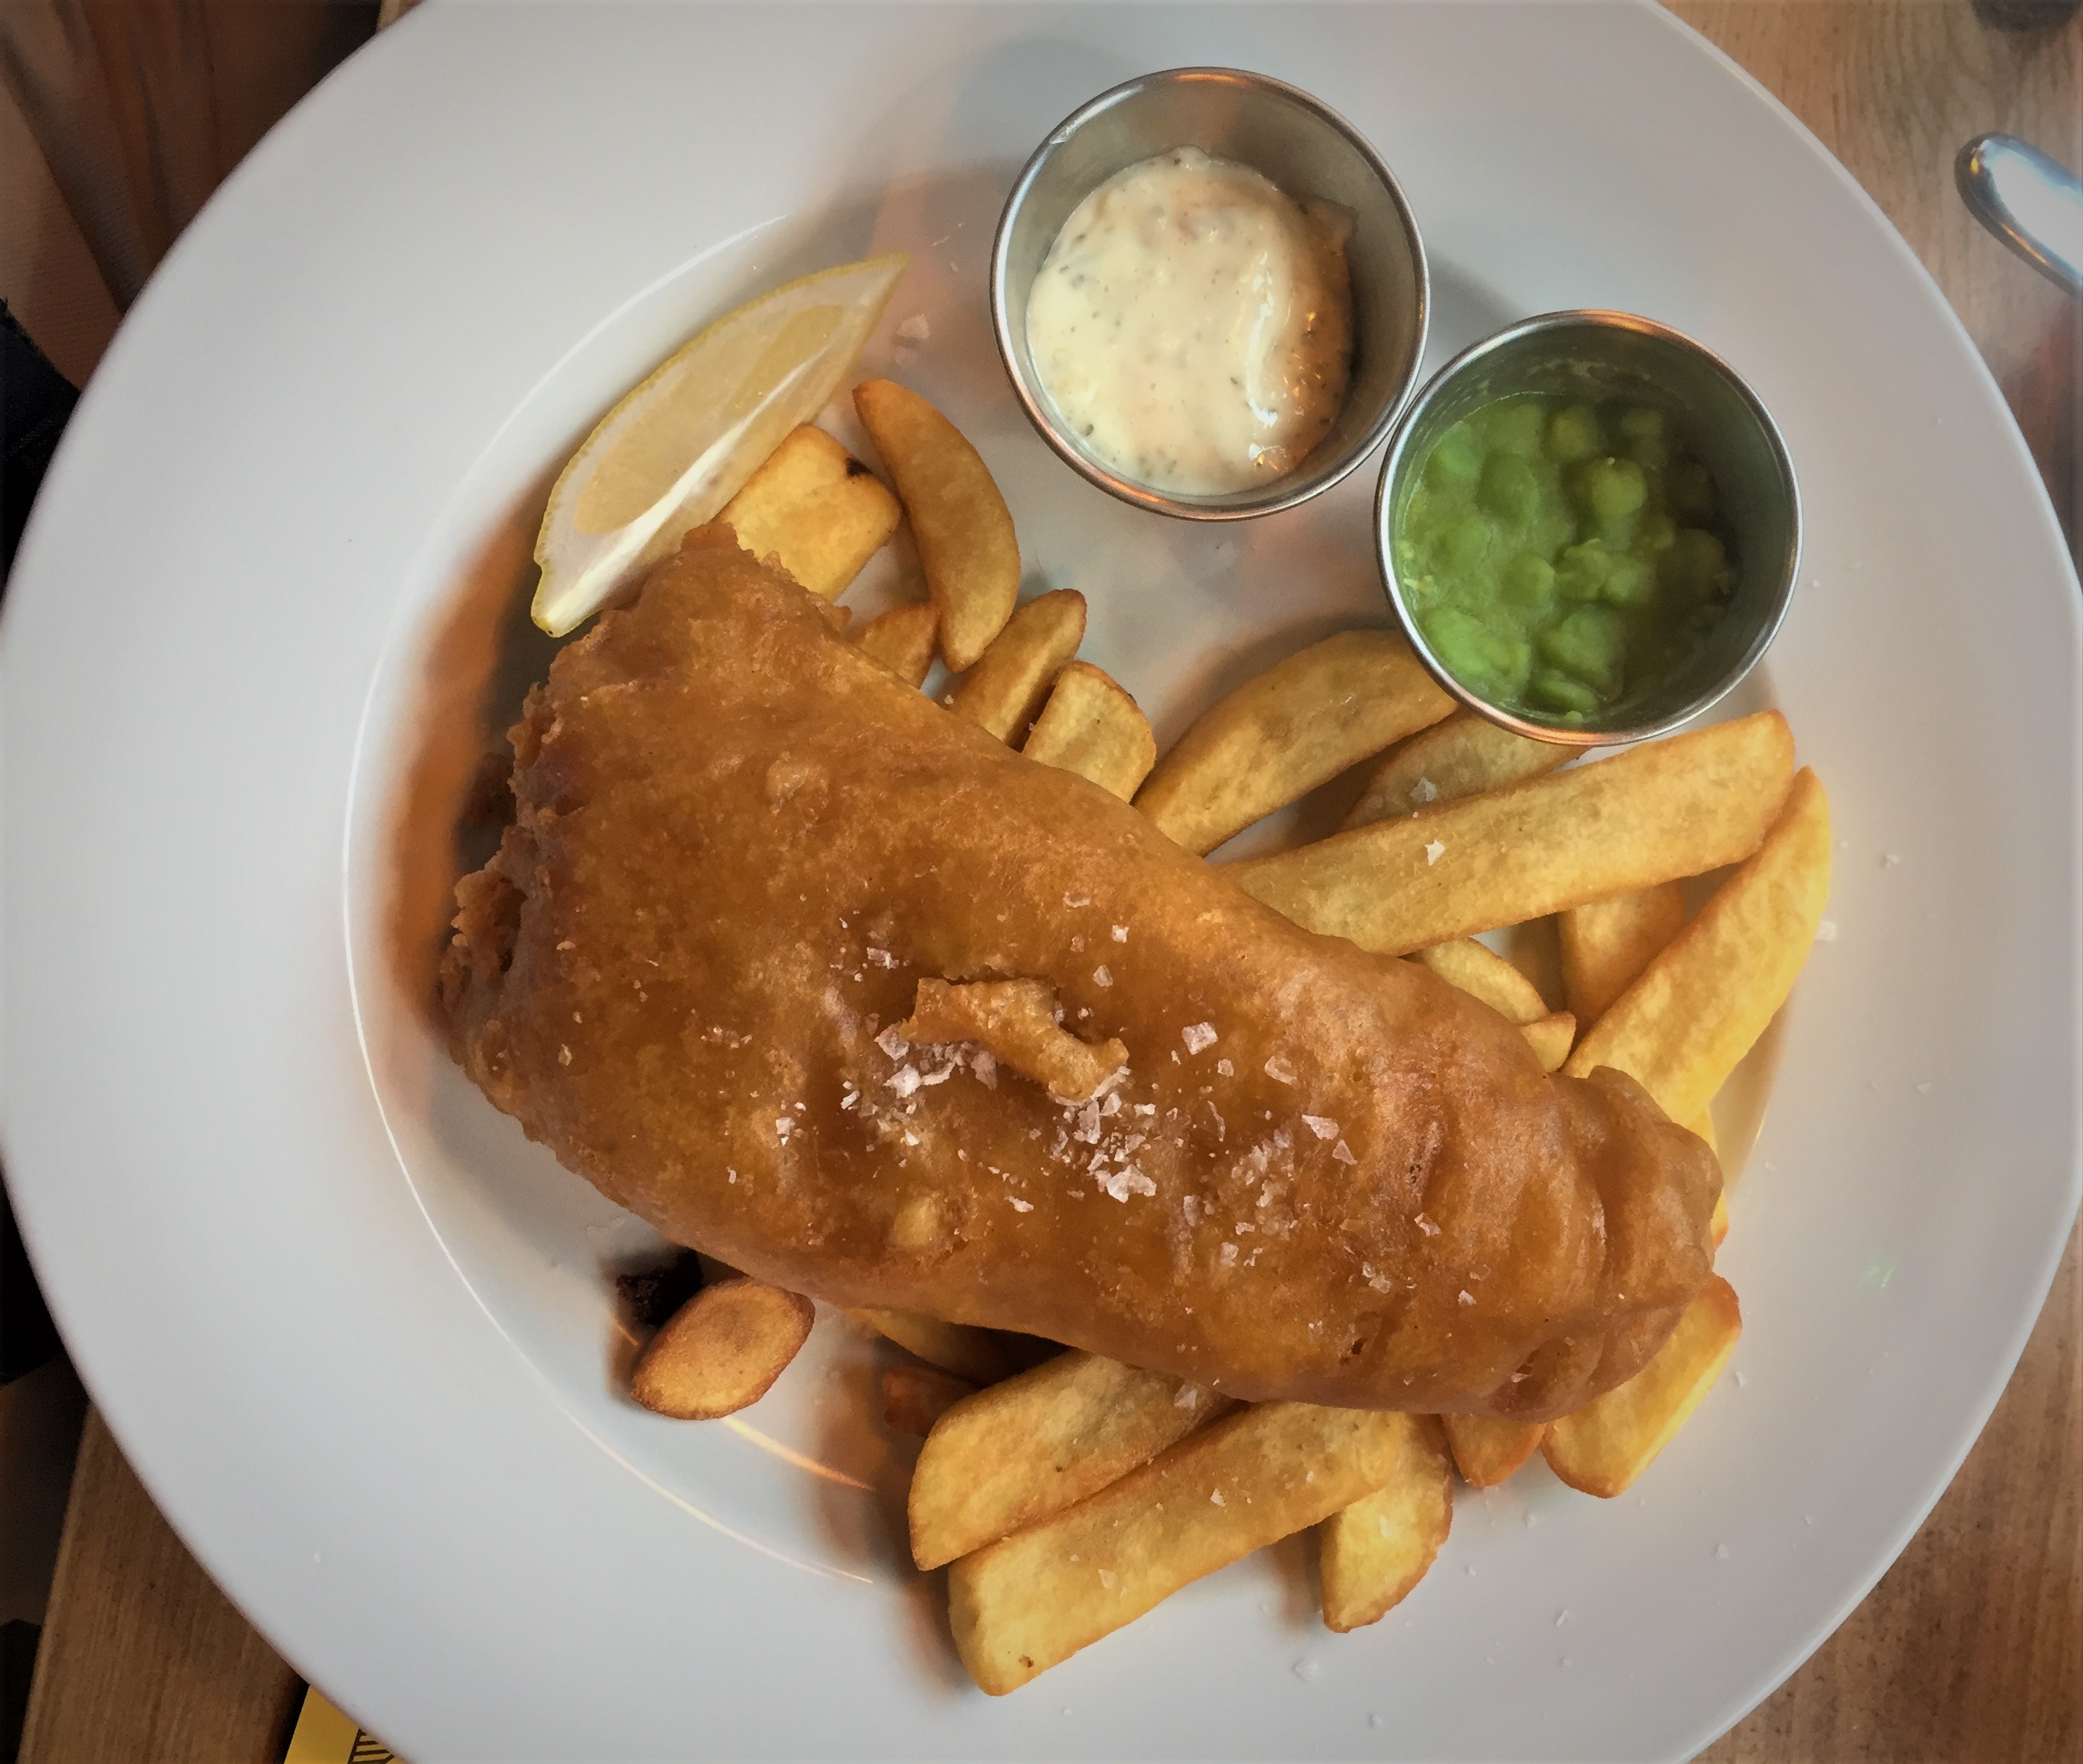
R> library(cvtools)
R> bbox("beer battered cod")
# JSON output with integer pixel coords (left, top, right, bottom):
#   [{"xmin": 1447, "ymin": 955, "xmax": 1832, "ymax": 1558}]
[{"xmin": 440, "ymin": 529, "xmax": 1718, "ymax": 1420}]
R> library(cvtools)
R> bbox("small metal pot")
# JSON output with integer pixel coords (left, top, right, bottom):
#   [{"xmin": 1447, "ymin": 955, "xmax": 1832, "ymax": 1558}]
[
  {"xmin": 1376, "ymin": 311, "xmax": 1800, "ymax": 746},
  {"xmin": 990, "ymin": 66, "xmax": 1428, "ymax": 520}
]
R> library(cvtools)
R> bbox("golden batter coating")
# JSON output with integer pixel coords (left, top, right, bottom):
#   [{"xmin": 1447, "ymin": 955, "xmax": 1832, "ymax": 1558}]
[{"xmin": 441, "ymin": 529, "xmax": 1718, "ymax": 1419}]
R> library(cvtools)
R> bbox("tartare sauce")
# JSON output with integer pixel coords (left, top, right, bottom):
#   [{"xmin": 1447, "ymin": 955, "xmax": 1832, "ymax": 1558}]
[{"xmin": 1026, "ymin": 148, "xmax": 1354, "ymax": 496}]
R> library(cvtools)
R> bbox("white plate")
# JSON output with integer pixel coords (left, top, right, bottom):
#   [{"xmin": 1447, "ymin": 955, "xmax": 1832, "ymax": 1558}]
[{"xmin": 4, "ymin": 3, "xmax": 2077, "ymax": 1758}]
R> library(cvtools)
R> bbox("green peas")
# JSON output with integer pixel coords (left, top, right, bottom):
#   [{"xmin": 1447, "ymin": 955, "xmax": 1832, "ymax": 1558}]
[
  {"xmin": 1482, "ymin": 399, "xmax": 1547, "ymax": 458},
  {"xmin": 1436, "ymin": 512, "xmax": 1491, "ymax": 572},
  {"xmin": 1618, "ymin": 406, "xmax": 1669, "ymax": 470},
  {"xmin": 1426, "ymin": 423, "xmax": 1482, "ymax": 491},
  {"xmin": 1529, "ymin": 670, "xmax": 1600, "ymax": 714},
  {"xmin": 1555, "ymin": 540, "xmax": 1612, "ymax": 601},
  {"xmin": 1502, "ymin": 554, "xmax": 1555, "ymax": 608},
  {"xmin": 1575, "ymin": 456, "xmax": 1648, "ymax": 521},
  {"xmin": 1421, "ymin": 606, "xmax": 1530, "ymax": 695},
  {"xmin": 1545, "ymin": 404, "xmax": 1602, "ymax": 464},
  {"xmin": 1479, "ymin": 453, "xmax": 1540, "ymax": 523},
  {"xmin": 1600, "ymin": 555, "xmax": 1653, "ymax": 607},
  {"xmin": 1660, "ymin": 527, "xmax": 1733, "ymax": 597},
  {"xmin": 1395, "ymin": 391, "xmax": 1733, "ymax": 723}
]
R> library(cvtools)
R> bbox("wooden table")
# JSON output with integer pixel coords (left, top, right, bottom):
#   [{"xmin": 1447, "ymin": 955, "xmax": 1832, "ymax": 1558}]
[{"xmin": 17, "ymin": 4, "xmax": 2082, "ymax": 1759}]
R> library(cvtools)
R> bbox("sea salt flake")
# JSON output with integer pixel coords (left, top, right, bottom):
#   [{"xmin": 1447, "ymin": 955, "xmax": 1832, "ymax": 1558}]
[
  {"xmin": 558, "ymin": 1045, "xmax": 572, "ymax": 1066},
  {"xmin": 1715, "ymin": 1543, "xmax": 1731, "ymax": 1560},
  {"xmin": 972, "ymin": 1049, "xmax": 998, "ymax": 1087},
  {"xmin": 1415, "ymin": 1212, "xmax": 1441, "ymax": 1236},
  {"xmin": 1065, "ymin": 892, "xmax": 1091, "ymax": 907},
  {"xmin": 1458, "ymin": 1289, "xmax": 1475, "ymax": 1306},
  {"xmin": 1094, "ymin": 965, "xmax": 1113, "ymax": 987},
  {"xmin": 894, "ymin": 313, "xmax": 931, "ymax": 343},
  {"xmin": 887, "ymin": 1065, "xmax": 923, "ymax": 1098},
  {"xmin": 1097, "ymin": 1567, "xmax": 1116, "ymax": 1590},
  {"xmin": 876, "ymin": 1027, "xmax": 910, "ymax": 1060},
  {"xmin": 1917, "ymin": 1080, "xmax": 1932, "ymax": 1095},
  {"xmin": 1174, "ymin": 1383, "xmax": 1201, "ymax": 1408},
  {"xmin": 1815, "ymin": 920, "xmax": 1838, "ymax": 943},
  {"xmin": 1292, "ymin": 1658, "xmax": 1321, "ymax": 1683},
  {"xmin": 1010, "ymin": 1197, "xmax": 1033, "ymax": 1213},
  {"xmin": 1214, "ymin": 1058, "xmax": 1233, "ymax": 1077},
  {"xmin": 1210, "ymin": 1489, "xmax": 1226, "ymax": 1506},
  {"xmin": 1425, "ymin": 840, "xmax": 1447, "ymax": 865},
  {"xmin": 774, "ymin": 1116, "xmax": 792, "ymax": 1140},
  {"xmin": 1111, "ymin": 925, "xmax": 1128, "ymax": 942},
  {"xmin": 1183, "ymin": 1022, "xmax": 1218, "ymax": 1054},
  {"xmin": 1333, "ymin": 1140, "xmax": 1357, "ymax": 1164},
  {"xmin": 1219, "ymin": 1242, "xmax": 1240, "ymax": 1267},
  {"xmin": 1411, "ymin": 775, "xmax": 1439, "ymax": 804},
  {"xmin": 1263, "ymin": 1054, "xmax": 1297, "ymax": 1084},
  {"xmin": 1301, "ymin": 1114, "xmax": 1339, "ymax": 1140},
  {"xmin": 864, "ymin": 946, "xmax": 898, "ymax": 968}
]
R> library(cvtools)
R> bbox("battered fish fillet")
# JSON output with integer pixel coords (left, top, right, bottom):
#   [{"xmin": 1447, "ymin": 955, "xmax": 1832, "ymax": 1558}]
[{"xmin": 441, "ymin": 529, "xmax": 1718, "ymax": 1419}]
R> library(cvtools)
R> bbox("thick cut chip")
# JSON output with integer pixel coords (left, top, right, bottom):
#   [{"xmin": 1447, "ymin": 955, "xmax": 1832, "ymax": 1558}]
[
  {"xmin": 951, "ymin": 589, "xmax": 1087, "ymax": 741},
  {"xmin": 1520, "ymin": 1010, "xmax": 1576, "ymax": 1073},
  {"xmin": 853, "ymin": 378, "xmax": 1018, "ymax": 669},
  {"xmin": 850, "ymin": 1307, "xmax": 1020, "ymax": 1384},
  {"xmin": 1344, "ymin": 711, "xmax": 1572, "ymax": 829},
  {"xmin": 910, "ymin": 1351, "xmax": 1234, "ymax": 1569},
  {"xmin": 629, "ymin": 1278, "xmax": 814, "ymax": 1419},
  {"xmin": 948, "ymin": 1402, "xmax": 1405, "ymax": 1693},
  {"xmin": 1232, "ymin": 711, "xmax": 1795, "ymax": 956},
  {"xmin": 717, "ymin": 424, "xmax": 902, "ymax": 598},
  {"xmin": 1560, "ymin": 881, "xmax": 1689, "ymax": 1024},
  {"xmin": 1565, "ymin": 769, "xmax": 1831, "ymax": 1124},
  {"xmin": 1022, "ymin": 661, "xmax": 1156, "ymax": 799},
  {"xmin": 1543, "ymin": 1275, "xmax": 1742, "ymax": 1497},
  {"xmin": 883, "ymin": 1364, "xmax": 977, "ymax": 1436},
  {"xmin": 1320, "ymin": 1415, "xmax": 1454, "ymax": 1631},
  {"xmin": 856, "ymin": 601, "xmax": 937, "ymax": 687},
  {"xmin": 1135, "ymin": 631, "xmax": 1454, "ymax": 855},
  {"xmin": 897, "ymin": 976, "xmax": 1125, "ymax": 1102},
  {"xmin": 1410, "ymin": 939, "xmax": 1548, "ymax": 1024},
  {"xmin": 1441, "ymin": 1412, "xmax": 1547, "ymax": 1487}
]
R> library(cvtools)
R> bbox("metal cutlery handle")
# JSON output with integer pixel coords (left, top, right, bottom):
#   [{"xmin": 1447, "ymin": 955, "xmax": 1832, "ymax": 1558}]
[{"xmin": 1956, "ymin": 133, "xmax": 2083, "ymax": 293}]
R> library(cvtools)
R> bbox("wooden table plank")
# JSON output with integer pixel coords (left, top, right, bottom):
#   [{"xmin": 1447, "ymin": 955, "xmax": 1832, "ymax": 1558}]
[{"xmin": 18, "ymin": 1409, "xmax": 302, "ymax": 1764}]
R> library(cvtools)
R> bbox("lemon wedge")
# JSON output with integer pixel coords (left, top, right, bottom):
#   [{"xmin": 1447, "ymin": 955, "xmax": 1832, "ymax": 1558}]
[{"xmin": 532, "ymin": 251, "xmax": 907, "ymax": 636}]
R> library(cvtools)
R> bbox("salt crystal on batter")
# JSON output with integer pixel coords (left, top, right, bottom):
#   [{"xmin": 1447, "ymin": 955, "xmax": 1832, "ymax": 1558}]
[
  {"xmin": 1065, "ymin": 892, "xmax": 1091, "ymax": 907},
  {"xmin": 1219, "ymin": 1242, "xmax": 1239, "ymax": 1267},
  {"xmin": 1301, "ymin": 1114, "xmax": 1339, "ymax": 1140},
  {"xmin": 1333, "ymin": 1140, "xmax": 1357, "ymax": 1164},
  {"xmin": 1215, "ymin": 1058, "xmax": 1233, "ymax": 1077},
  {"xmin": 1094, "ymin": 965, "xmax": 1113, "ymax": 987},
  {"xmin": 1111, "ymin": 925, "xmax": 1128, "ymax": 942},
  {"xmin": 558, "ymin": 1046, "xmax": 572, "ymax": 1066},
  {"xmin": 1263, "ymin": 1054, "xmax": 1297, "ymax": 1084},
  {"xmin": 887, "ymin": 1065, "xmax": 922, "ymax": 1098},
  {"xmin": 876, "ymin": 1027, "xmax": 909, "ymax": 1060},
  {"xmin": 1174, "ymin": 1383, "xmax": 1200, "ymax": 1408},
  {"xmin": 1210, "ymin": 1489, "xmax": 1226, "ymax": 1506},
  {"xmin": 1425, "ymin": 840, "xmax": 1446, "ymax": 865},
  {"xmin": 1010, "ymin": 1197, "xmax": 1032, "ymax": 1212},
  {"xmin": 1183, "ymin": 1023, "xmax": 1217, "ymax": 1054},
  {"xmin": 1415, "ymin": 1212, "xmax": 1440, "ymax": 1236}
]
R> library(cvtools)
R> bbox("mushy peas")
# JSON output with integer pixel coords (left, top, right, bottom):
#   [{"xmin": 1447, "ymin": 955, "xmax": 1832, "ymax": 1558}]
[
  {"xmin": 1026, "ymin": 148, "xmax": 1353, "ymax": 496},
  {"xmin": 1395, "ymin": 394, "xmax": 1736, "ymax": 721}
]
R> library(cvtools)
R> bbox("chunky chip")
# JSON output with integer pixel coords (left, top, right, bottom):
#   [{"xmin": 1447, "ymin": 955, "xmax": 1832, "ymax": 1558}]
[
  {"xmin": 856, "ymin": 600, "xmax": 938, "ymax": 687},
  {"xmin": 1231, "ymin": 710, "xmax": 1795, "ymax": 956},
  {"xmin": 1560, "ymin": 881, "xmax": 1689, "ymax": 1024},
  {"xmin": 1440, "ymin": 1412, "xmax": 1547, "ymax": 1488},
  {"xmin": 1565, "ymin": 768, "xmax": 1831, "ymax": 1124},
  {"xmin": 909, "ymin": 1351, "xmax": 1233, "ymax": 1569},
  {"xmin": 1542, "ymin": 1275, "xmax": 1743, "ymax": 1497},
  {"xmin": 1022, "ymin": 661, "xmax": 1156, "ymax": 799},
  {"xmin": 853, "ymin": 378, "xmax": 1018, "ymax": 669},
  {"xmin": 1343, "ymin": 710, "xmax": 1572, "ymax": 829},
  {"xmin": 882, "ymin": 1364, "xmax": 977, "ymax": 1437},
  {"xmin": 948, "ymin": 1402, "xmax": 1405, "ymax": 1693},
  {"xmin": 629, "ymin": 1278, "xmax": 814, "ymax": 1420},
  {"xmin": 897, "ymin": 976, "xmax": 1125, "ymax": 1102},
  {"xmin": 1319, "ymin": 1415, "xmax": 1453, "ymax": 1631},
  {"xmin": 1410, "ymin": 938, "xmax": 1548, "ymax": 1024},
  {"xmin": 850, "ymin": 1307, "xmax": 1019, "ymax": 1384},
  {"xmin": 1135, "ymin": 631, "xmax": 1454, "ymax": 855},
  {"xmin": 717, "ymin": 424, "xmax": 901, "ymax": 598},
  {"xmin": 1520, "ymin": 1010, "xmax": 1576, "ymax": 1073},
  {"xmin": 950, "ymin": 589, "xmax": 1086, "ymax": 741}
]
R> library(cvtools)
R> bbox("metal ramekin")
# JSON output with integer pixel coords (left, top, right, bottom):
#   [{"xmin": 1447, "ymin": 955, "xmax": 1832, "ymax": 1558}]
[
  {"xmin": 990, "ymin": 67, "xmax": 1429, "ymax": 521},
  {"xmin": 1375, "ymin": 311, "xmax": 1800, "ymax": 746}
]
